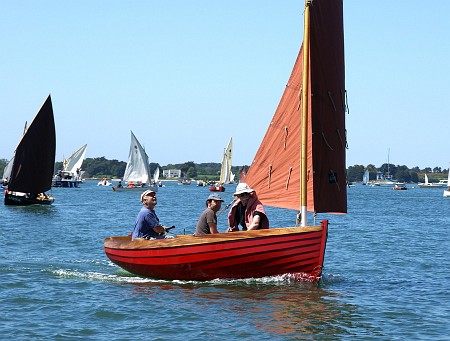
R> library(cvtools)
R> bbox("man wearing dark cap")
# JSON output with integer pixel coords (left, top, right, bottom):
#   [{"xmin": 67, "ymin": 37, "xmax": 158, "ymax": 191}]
[
  {"xmin": 132, "ymin": 190, "xmax": 166, "ymax": 240},
  {"xmin": 194, "ymin": 193, "xmax": 224, "ymax": 236}
]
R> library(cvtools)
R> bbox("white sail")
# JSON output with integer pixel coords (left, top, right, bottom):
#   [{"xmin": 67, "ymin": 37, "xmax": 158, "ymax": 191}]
[
  {"xmin": 424, "ymin": 174, "xmax": 429, "ymax": 184},
  {"xmin": 2, "ymin": 157, "xmax": 14, "ymax": 181},
  {"xmin": 122, "ymin": 131, "xmax": 150, "ymax": 184},
  {"xmin": 218, "ymin": 137, "xmax": 233, "ymax": 184},
  {"xmin": 218, "ymin": 153, "xmax": 229, "ymax": 185},
  {"xmin": 362, "ymin": 170, "xmax": 369, "ymax": 185},
  {"xmin": 229, "ymin": 171, "xmax": 235, "ymax": 183},
  {"xmin": 225, "ymin": 137, "xmax": 232, "ymax": 183},
  {"xmin": 63, "ymin": 144, "xmax": 87, "ymax": 174},
  {"xmin": 153, "ymin": 167, "xmax": 160, "ymax": 182}
]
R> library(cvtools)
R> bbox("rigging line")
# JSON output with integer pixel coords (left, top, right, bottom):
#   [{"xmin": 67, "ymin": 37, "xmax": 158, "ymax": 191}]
[
  {"xmin": 286, "ymin": 167, "xmax": 292, "ymax": 190},
  {"xmin": 297, "ymin": 88, "xmax": 302, "ymax": 110},
  {"xmin": 283, "ymin": 126, "xmax": 288, "ymax": 150},
  {"xmin": 330, "ymin": 170, "xmax": 341, "ymax": 191},
  {"xmin": 327, "ymin": 91, "xmax": 337, "ymax": 112},
  {"xmin": 268, "ymin": 164, "xmax": 272, "ymax": 188},
  {"xmin": 336, "ymin": 129, "xmax": 346, "ymax": 150},
  {"xmin": 321, "ymin": 132, "xmax": 333, "ymax": 150},
  {"xmin": 343, "ymin": 89, "xmax": 349, "ymax": 114}
]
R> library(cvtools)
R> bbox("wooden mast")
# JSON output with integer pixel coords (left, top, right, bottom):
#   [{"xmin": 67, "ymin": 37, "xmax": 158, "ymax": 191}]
[{"xmin": 300, "ymin": 0, "xmax": 311, "ymax": 226}]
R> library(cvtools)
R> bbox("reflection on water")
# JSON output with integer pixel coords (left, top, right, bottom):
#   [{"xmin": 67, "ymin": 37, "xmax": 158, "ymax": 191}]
[{"xmin": 126, "ymin": 277, "xmax": 370, "ymax": 338}]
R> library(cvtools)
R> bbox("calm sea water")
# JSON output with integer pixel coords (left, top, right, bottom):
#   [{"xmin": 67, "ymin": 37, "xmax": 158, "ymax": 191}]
[{"xmin": 1, "ymin": 180, "xmax": 449, "ymax": 340}]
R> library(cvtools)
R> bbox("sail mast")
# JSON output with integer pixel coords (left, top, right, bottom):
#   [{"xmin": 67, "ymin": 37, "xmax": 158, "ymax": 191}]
[{"xmin": 300, "ymin": 0, "xmax": 312, "ymax": 226}]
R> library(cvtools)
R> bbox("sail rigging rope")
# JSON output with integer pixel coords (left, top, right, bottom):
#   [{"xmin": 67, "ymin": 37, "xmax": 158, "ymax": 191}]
[
  {"xmin": 268, "ymin": 164, "xmax": 272, "ymax": 188},
  {"xmin": 286, "ymin": 167, "xmax": 292, "ymax": 190},
  {"xmin": 327, "ymin": 91, "xmax": 337, "ymax": 112},
  {"xmin": 321, "ymin": 132, "xmax": 333, "ymax": 150},
  {"xmin": 297, "ymin": 88, "xmax": 302, "ymax": 111},
  {"xmin": 337, "ymin": 129, "xmax": 346, "ymax": 150},
  {"xmin": 284, "ymin": 126, "xmax": 288, "ymax": 150}
]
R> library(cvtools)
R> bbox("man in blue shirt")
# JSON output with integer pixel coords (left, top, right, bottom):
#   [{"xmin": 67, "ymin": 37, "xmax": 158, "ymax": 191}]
[{"xmin": 132, "ymin": 190, "xmax": 166, "ymax": 240}]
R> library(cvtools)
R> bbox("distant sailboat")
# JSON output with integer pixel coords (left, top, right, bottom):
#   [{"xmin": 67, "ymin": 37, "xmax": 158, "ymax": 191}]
[
  {"xmin": 112, "ymin": 131, "xmax": 158, "ymax": 192},
  {"xmin": 418, "ymin": 174, "xmax": 442, "ymax": 188},
  {"xmin": 362, "ymin": 169, "xmax": 369, "ymax": 185},
  {"xmin": 209, "ymin": 137, "xmax": 232, "ymax": 192},
  {"xmin": 443, "ymin": 163, "xmax": 450, "ymax": 197},
  {"xmin": 52, "ymin": 144, "xmax": 87, "ymax": 188},
  {"xmin": 4, "ymin": 95, "xmax": 56, "ymax": 205}
]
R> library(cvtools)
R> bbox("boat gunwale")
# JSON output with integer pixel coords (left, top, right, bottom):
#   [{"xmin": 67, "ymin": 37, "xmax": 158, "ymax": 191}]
[{"xmin": 104, "ymin": 225, "xmax": 324, "ymax": 250}]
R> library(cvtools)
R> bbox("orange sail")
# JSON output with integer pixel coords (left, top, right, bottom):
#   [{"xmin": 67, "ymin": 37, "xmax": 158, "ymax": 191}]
[{"xmin": 245, "ymin": 0, "xmax": 347, "ymax": 214}]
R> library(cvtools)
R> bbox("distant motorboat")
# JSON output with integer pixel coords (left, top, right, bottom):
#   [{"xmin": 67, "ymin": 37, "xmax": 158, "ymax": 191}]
[
  {"xmin": 393, "ymin": 184, "xmax": 407, "ymax": 190},
  {"xmin": 97, "ymin": 178, "xmax": 112, "ymax": 186}
]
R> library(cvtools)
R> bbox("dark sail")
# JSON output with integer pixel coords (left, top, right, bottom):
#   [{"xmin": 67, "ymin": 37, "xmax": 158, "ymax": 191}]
[{"xmin": 8, "ymin": 95, "xmax": 56, "ymax": 194}]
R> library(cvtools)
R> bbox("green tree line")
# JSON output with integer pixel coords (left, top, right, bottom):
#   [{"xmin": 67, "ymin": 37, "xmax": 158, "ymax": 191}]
[
  {"xmin": 0, "ymin": 157, "xmax": 447, "ymax": 182},
  {"xmin": 347, "ymin": 164, "xmax": 448, "ymax": 184}
]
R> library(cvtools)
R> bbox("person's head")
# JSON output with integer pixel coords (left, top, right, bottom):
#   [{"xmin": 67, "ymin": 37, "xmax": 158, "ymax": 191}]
[
  {"xmin": 206, "ymin": 193, "xmax": 224, "ymax": 212},
  {"xmin": 141, "ymin": 189, "xmax": 157, "ymax": 208},
  {"xmin": 233, "ymin": 183, "xmax": 255, "ymax": 204}
]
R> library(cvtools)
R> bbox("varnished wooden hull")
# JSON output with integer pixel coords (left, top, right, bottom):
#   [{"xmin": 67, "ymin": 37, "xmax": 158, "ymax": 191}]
[
  {"xmin": 4, "ymin": 193, "xmax": 54, "ymax": 206},
  {"xmin": 104, "ymin": 221, "xmax": 328, "ymax": 281},
  {"xmin": 209, "ymin": 186, "xmax": 225, "ymax": 192}
]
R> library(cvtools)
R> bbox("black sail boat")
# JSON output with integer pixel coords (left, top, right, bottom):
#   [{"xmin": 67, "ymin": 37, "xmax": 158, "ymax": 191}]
[{"xmin": 4, "ymin": 95, "xmax": 56, "ymax": 206}]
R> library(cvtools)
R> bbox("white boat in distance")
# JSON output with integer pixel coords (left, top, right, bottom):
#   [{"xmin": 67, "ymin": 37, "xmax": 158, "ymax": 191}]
[
  {"xmin": 362, "ymin": 169, "xmax": 369, "ymax": 185},
  {"xmin": 418, "ymin": 174, "xmax": 442, "ymax": 188},
  {"xmin": 443, "ymin": 163, "xmax": 450, "ymax": 197},
  {"xmin": 52, "ymin": 144, "xmax": 87, "ymax": 188},
  {"xmin": 112, "ymin": 131, "xmax": 158, "ymax": 192}
]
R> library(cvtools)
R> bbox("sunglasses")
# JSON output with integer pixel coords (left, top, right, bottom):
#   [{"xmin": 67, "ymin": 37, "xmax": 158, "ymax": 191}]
[{"xmin": 236, "ymin": 192, "xmax": 250, "ymax": 198}]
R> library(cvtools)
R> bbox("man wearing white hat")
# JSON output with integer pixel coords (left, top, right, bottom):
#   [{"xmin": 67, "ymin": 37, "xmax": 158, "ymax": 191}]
[
  {"xmin": 227, "ymin": 183, "xmax": 269, "ymax": 232},
  {"xmin": 132, "ymin": 190, "xmax": 167, "ymax": 240},
  {"xmin": 194, "ymin": 193, "xmax": 224, "ymax": 236}
]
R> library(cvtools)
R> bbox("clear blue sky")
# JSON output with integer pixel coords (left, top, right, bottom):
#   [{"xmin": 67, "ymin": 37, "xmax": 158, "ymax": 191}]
[{"xmin": 1, "ymin": 1, "xmax": 449, "ymax": 170}]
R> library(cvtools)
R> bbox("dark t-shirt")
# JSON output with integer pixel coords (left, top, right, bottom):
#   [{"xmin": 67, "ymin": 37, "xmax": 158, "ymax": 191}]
[
  {"xmin": 195, "ymin": 208, "xmax": 217, "ymax": 235},
  {"xmin": 234, "ymin": 203, "xmax": 267, "ymax": 231}
]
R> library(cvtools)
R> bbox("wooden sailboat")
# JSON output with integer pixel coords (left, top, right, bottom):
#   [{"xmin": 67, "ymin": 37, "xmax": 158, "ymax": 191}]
[
  {"xmin": 104, "ymin": 0, "xmax": 347, "ymax": 282},
  {"xmin": 4, "ymin": 95, "xmax": 56, "ymax": 206},
  {"xmin": 209, "ymin": 137, "xmax": 232, "ymax": 192},
  {"xmin": 112, "ymin": 131, "xmax": 158, "ymax": 192}
]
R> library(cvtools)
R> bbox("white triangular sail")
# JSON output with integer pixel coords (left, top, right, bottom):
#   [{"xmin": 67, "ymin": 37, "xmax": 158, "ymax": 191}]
[
  {"xmin": 63, "ymin": 144, "xmax": 87, "ymax": 174},
  {"xmin": 153, "ymin": 167, "xmax": 160, "ymax": 182},
  {"xmin": 362, "ymin": 169, "xmax": 369, "ymax": 185},
  {"xmin": 218, "ymin": 137, "xmax": 232, "ymax": 184},
  {"xmin": 123, "ymin": 131, "xmax": 150, "ymax": 184},
  {"xmin": 2, "ymin": 157, "xmax": 14, "ymax": 181}
]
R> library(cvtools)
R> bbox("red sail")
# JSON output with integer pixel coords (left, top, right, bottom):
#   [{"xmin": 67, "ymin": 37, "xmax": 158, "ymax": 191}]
[{"xmin": 245, "ymin": 0, "xmax": 347, "ymax": 214}]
